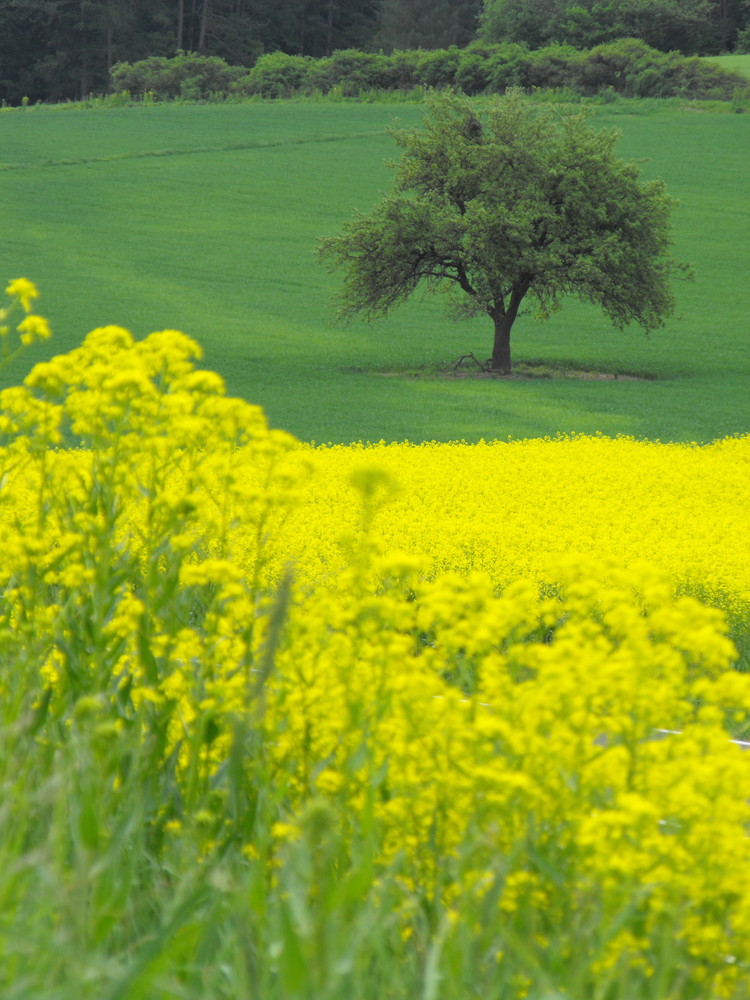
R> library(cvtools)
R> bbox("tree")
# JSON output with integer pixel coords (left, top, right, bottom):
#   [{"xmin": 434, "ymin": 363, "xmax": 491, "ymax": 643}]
[
  {"xmin": 318, "ymin": 90, "xmax": 687, "ymax": 374},
  {"xmin": 0, "ymin": 0, "xmax": 174, "ymax": 103},
  {"xmin": 374, "ymin": 0, "xmax": 481, "ymax": 52},
  {"xmin": 479, "ymin": 0, "xmax": 731, "ymax": 55}
]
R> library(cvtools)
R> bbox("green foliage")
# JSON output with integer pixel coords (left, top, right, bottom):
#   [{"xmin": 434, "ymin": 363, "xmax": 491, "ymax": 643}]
[
  {"xmin": 480, "ymin": 0, "xmax": 746, "ymax": 55},
  {"xmin": 524, "ymin": 42, "xmax": 585, "ymax": 89},
  {"xmin": 564, "ymin": 38, "xmax": 745, "ymax": 98},
  {"xmin": 233, "ymin": 51, "xmax": 313, "ymax": 98},
  {"xmin": 374, "ymin": 0, "xmax": 480, "ymax": 51},
  {"xmin": 238, "ymin": 49, "xmax": 410, "ymax": 97},
  {"xmin": 454, "ymin": 43, "xmax": 499, "ymax": 94},
  {"xmin": 485, "ymin": 41, "xmax": 532, "ymax": 90},
  {"xmin": 3, "ymin": 0, "xmax": 750, "ymax": 104},
  {"xmin": 416, "ymin": 46, "xmax": 463, "ymax": 87},
  {"xmin": 519, "ymin": 38, "xmax": 749, "ymax": 98},
  {"xmin": 111, "ymin": 53, "xmax": 248, "ymax": 101},
  {"xmin": 304, "ymin": 51, "xmax": 391, "ymax": 96},
  {"xmin": 0, "ymin": 0, "xmax": 175, "ymax": 103},
  {"xmin": 318, "ymin": 90, "xmax": 687, "ymax": 372},
  {"xmin": 231, "ymin": 39, "xmax": 750, "ymax": 102},
  {"xmin": 0, "ymin": 0, "xmax": 386, "ymax": 104}
]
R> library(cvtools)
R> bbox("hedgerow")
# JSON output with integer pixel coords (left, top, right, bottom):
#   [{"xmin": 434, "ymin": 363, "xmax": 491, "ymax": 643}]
[
  {"xmin": 108, "ymin": 41, "xmax": 749, "ymax": 103},
  {"xmin": 110, "ymin": 52, "xmax": 248, "ymax": 100},
  {"xmin": 235, "ymin": 39, "xmax": 747, "ymax": 100}
]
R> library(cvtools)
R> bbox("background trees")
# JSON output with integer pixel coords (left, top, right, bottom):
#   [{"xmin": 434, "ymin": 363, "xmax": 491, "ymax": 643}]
[
  {"xmin": 0, "ymin": 0, "xmax": 173, "ymax": 103},
  {"xmin": 0, "ymin": 0, "xmax": 382, "ymax": 102},
  {"xmin": 318, "ymin": 91, "xmax": 686, "ymax": 373},
  {"xmin": 1, "ymin": 0, "xmax": 748, "ymax": 102},
  {"xmin": 480, "ymin": 0, "xmax": 750, "ymax": 55},
  {"xmin": 374, "ymin": 0, "xmax": 481, "ymax": 52}
]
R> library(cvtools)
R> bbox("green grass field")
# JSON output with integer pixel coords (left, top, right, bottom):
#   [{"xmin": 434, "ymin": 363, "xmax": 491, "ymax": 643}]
[
  {"xmin": 703, "ymin": 53, "xmax": 750, "ymax": 79},
  {"xmin": 1, "ymin": 98, "xmax": 748, "ymax": 443}
]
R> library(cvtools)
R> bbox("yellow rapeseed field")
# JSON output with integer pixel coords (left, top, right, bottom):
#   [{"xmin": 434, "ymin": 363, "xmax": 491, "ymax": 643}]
[{"xmin": 262, "ymin": 434, "xmax": 749, "ymax": 615}]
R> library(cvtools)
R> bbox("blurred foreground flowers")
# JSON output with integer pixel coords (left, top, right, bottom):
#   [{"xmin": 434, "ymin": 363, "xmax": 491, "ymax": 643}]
[{"xmin": 1, "ymin": 284, "xmax": 750, "ymax": 998}]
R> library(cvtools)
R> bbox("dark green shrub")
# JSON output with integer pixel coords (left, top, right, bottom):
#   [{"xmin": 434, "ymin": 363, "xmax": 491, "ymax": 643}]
[
  {"xmin": 456, "ymin": 44, "xmax": 504, "ymax": 94},
  {"xmin": 110, "ymin": 57, "xmax": 159, "ymax": 96},
  {"xmin": 571, "ymin": 39, "xmax": 745, "ymax": 99},
  {"xmin": 577, "ymin": 38, "xmax": 655, "ymax": 95},
  {"xmin": 234, "ymin": 52, "xmax": 311, "ymax": 98},
  {"xmin": 525, "ymin": 44, "xmax": 583, "ymax": 90},
  {"xmin": 381, "ymin": 50, "xmax": 422, "ymax": 90},
  {"xmin": 415, "ymin": 47, "xmax": 461, "ymax": 88},
  {"xmin": 622, "ymin": 47, "xmax": 745, "ymax": 99},
  {"xmin": 303, "ymin": 50, "xmax": 389, "ymax": 95},
  {"xmin": 631, "ymin": 65, "xmax": 666, "ymax": 97},
  {"xmin": 455, "ymin": 52, "xmax": 491, "ymax": 94},
  {"xmin": 670, "ymin": 54, "xmax": 746, "ymax": 99},
  {"xmin": 110, "ymin": 54, "xmax": 245, "ymax": 100},
  {"xmin": 486, "ymin": 42, "xmax": 529, "ymax": 91}
]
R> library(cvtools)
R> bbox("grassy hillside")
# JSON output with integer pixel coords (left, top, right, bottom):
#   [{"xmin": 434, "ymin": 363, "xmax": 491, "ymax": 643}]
[
  {"xmin": 702, "ymin": 53, "xmax": 750, "ymax": 79},
  {"xmin": 1, "ymin": 99, "xmax": 748, "ymax": 443}
]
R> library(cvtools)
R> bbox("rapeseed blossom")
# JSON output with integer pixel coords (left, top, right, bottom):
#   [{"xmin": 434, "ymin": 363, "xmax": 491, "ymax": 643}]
[
  {"xmin": 1, "ymin": 294, "xmax": 749, "ymax": 997},
  {"xmin": 5, "ymin": 276, "xmax": 39, "ymax": 312},
  {"xmin": 1, "ymin": 277, "xmax": 50, "ymax": 362},
  {"xmin": 16, "ymin": 313, "xmax": 51, "ymax": 344}
]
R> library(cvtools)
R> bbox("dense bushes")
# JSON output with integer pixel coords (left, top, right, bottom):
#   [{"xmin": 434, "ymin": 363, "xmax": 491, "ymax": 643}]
[
  {"xmin": 304, "ymin": 50, "xmax": 392, "ymax": 96},
  {"xmin": 230, "ymin": 51, "xmax": 312, "ymax": 99},
  {"xmin": 109, "ymin": 41, "xmax": 748, "ymax": 103},
  {"xmin": 236, "ymin": 39, "xmax": 747, "ymax": 100},
  {"xmin": 110, "ymin": 53, "xmax": 248, "ymax": 100}
]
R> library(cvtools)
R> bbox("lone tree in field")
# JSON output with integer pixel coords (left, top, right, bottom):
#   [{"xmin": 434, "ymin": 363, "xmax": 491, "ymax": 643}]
[{"xmin": 318, "ymin": 90, "xmax": 687, "ymax": 374}]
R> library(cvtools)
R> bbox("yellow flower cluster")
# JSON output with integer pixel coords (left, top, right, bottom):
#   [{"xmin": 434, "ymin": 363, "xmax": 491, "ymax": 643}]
[
  {"xmin": 0, "ymin": 277, "xmax": 51, "ymax": 357},
  {"xmin": 1, "ymin": 310, "xmax": 749, "ymax": 996},
  {"xmin": 267, "ymin": 552, "xmax": 750, "ymax": 992}
]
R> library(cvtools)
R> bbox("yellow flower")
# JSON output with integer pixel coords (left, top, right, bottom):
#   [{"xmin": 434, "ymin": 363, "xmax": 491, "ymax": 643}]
[
  {"xmin": 271, "ymin": 821, "xmax": 299, "ymax": 842},
  {"xmin": 5, "ymin": 277, "xmax": 39, "ymax": 312},
  {"xmin": 17, "ymin": 314, "xmax": 51, "ymax": 345}
]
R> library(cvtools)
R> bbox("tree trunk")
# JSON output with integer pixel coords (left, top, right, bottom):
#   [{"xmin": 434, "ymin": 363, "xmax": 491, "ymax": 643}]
[
  {"xmin": 177, "ymin": 0, "xmax": 185, "ymax": 51},
  {"xmin": 489, "ymin": 282, "xmax": 530, "ymax": 373},
  {"xmin": 189, "ymin": 0, "xmax": 198, "ymax": 49},
  {"xmin": 490, "ymin": 312, "xmax": 514, "ymax": 374},
  {"xmin": 326, "ymin": 0, "xmax": 334, "ymax": 56},
  {"xmin": 299, "ymin": 1, "xmax": 307, "ymax": 56},
  {"xmin": 106, "ymin": 0, "xmax": 114, "ymax": 75},
  {"xmin": 198, "ymin": 0, "xmax": 210, "ymax": 51}
]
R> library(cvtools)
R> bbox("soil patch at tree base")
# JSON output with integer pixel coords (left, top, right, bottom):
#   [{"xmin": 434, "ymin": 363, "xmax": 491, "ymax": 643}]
[{"xmin": 352, "ymin": 366, "xmax": 656, "ymax": 382}]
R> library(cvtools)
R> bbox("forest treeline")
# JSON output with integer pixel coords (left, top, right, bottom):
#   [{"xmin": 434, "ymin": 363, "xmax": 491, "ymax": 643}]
[{"xmin": 1, "ymin": 0, "xmax": 749, "ymax": 105}]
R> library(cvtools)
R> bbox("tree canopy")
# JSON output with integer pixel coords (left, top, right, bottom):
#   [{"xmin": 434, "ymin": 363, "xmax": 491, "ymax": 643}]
[
  {"xmin": 318, "ymin": 90, "xmax": 688, "ymax": 374},
  {"xmin": 479, "ymin": 0, "xmax": 748, "ymax": 55}
]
